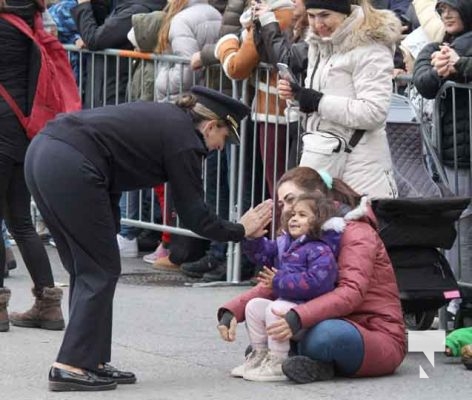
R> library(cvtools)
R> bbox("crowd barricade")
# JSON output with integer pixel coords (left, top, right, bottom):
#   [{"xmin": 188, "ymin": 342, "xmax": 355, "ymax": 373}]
[
  {"xmin": 432, "ymin": 81, "xmax": 472, "ymax": 292},
  {"xmin": 53, "ymin": 46, "xmax": 472, "ymax": 288}
]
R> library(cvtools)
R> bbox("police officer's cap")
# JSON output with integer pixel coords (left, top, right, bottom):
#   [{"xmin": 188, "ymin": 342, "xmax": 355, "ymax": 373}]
[{"xmin": 191, "ymin": 86, "xmax": 250, "ymax": 145}]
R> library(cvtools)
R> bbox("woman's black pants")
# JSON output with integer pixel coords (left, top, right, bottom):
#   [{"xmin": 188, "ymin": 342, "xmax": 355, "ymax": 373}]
[
  {"xmin": 25, "ymin": 134, "xmax": 121, "ymax": 370},
  {"xmin": 0, "ymin": 151, "xmax": 53, "ymax": 289}
]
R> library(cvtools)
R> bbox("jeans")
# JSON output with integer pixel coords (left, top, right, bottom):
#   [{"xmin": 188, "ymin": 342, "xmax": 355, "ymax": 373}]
[
  {"xmin": 2, "ymin": 222, "xmax": 11, "ymax": 249},
  {"xmin": 298, "ymin": 319, "xmax": 364, "ymax": 376},
  {"xmin": 119, "ymin": 189, "xmax": 159, "ymax": 240}
]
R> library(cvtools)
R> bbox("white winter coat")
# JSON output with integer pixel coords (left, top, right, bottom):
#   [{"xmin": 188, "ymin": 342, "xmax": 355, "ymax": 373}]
[
  {"xmin": 300, "ymin": 5, "xmax": 401, "ymax": 199},
  {"xmin": 154, "ymin": 0, "xmax": 222, "ymax": 101}
]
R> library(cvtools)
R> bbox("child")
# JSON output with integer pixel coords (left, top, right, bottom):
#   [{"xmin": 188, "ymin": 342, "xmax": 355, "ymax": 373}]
[{"xmin": 230, "ymin": 191, "xmax": 344, "ymax": 382}]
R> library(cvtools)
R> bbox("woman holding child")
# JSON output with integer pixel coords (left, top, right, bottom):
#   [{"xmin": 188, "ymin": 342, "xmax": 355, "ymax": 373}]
[{"xmin": 217, "ymin": 167, "xmax": 406, "ymax": 383}]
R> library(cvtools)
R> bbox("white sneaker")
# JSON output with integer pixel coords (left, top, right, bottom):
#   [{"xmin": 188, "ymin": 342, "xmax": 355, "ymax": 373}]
[
  {"xmin": 116, "ymin": 234, "xmax": 138, "ymax": 258},
  {"xmin": 230, "ymin": 348, "xmax": 268, "ymax": 378},
  {"xmin": 243, "ymin": 352, "xmax": 288, "ymax": 382}
]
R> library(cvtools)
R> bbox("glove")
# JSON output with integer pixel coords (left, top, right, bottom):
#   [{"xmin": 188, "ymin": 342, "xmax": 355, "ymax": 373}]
[
  {"xmin": 218, "ymin": 310, "xmax": 234, "ymax": 328},
  {"xmin": 290, "ymin": 81, "xmax": 324, "ymax": 113}
]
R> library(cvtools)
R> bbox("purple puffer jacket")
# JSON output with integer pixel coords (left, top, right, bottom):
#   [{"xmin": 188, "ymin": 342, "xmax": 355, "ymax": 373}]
[{"xmin": 242, "ymin": 217, "xmax": 345, "ymax": 302}]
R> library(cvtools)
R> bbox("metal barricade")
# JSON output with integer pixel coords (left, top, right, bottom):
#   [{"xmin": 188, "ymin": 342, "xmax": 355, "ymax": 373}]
[
  {"xmin": 54, "ymin": 46, "xmax": 472, "ymax": 292},
  {"xmin": 433, "ymin": 81, "xmax": 472, "ymax": 292}
]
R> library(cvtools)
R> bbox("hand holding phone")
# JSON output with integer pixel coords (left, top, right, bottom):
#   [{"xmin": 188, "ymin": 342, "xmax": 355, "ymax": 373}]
[{"xmin": 277, "ymin": 63, "xmax": 297, "ymax": 83}]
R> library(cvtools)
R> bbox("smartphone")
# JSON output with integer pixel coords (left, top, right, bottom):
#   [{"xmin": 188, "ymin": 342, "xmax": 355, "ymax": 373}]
[{"xmin": 277, "ymin": 63, "xmax": 297, "ymax": 83}]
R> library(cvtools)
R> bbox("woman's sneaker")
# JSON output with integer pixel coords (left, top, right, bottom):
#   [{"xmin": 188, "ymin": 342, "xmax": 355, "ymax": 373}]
[
  {"xmin": 281, "ymin": 356, "xmax": 334, "ymax": 384},
  {"xmin": 243, "ymin": 351, "xmax": 288, "ymax": 382},
  {"xmin": 230, "ymin": 348, "xmax": 268, "ymax": 378},
  {"xmin": 143, "ymin": 243, "xmax": 168, "ymax": 264}
]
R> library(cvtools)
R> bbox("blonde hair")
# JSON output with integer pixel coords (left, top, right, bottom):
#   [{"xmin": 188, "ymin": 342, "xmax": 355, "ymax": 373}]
[
  {"xmin": 175, "ymin": 93, "xmax": 226, "ymax": 127},
  {"xmin": 156, "ymin": 0, "xmax": 188, "ymax": 54},
  {"xmin": 356, "ymin": 0, "xmax": 385, "ymax": 32}
]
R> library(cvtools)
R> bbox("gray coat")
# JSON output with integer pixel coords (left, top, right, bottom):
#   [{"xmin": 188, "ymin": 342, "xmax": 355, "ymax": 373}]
[{"xmin": 154, "ymin": 0, "xmax": 222, "ymax": 101}]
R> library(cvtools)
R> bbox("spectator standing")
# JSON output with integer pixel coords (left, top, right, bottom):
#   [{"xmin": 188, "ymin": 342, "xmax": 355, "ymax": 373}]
[
  {"xmin": 412, "ymin": 0, "xmax": 472, "ymax": 312},
  {"xmin": 278, "ymin": 0, "xmax": 400, "ymax": 199},
  {"xmin": 0, "ymin": 0, "xmax": 64, "ymax": 333},
  {"xmin": 72, "ymin": 0, "xmax": 166, "ymax": 108}
]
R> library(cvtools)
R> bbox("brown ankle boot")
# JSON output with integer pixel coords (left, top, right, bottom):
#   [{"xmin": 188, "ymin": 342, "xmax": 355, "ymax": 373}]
[
  {"xmin": 10, "ymin": 287, "xmax": 65, "ymax": 330},
  {"xmin": 0, "ymin": 287, "xmax": 11, "ymax": 332}
]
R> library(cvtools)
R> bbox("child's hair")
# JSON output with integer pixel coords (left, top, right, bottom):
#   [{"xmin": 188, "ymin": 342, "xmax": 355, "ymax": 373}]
[
  {"xmin": 281, "ymin": 191, "xmax": 337, "ymax": 239},
  {"xmin": 155, "ymin": 0, "xmax": 188, "ymax": 54}
]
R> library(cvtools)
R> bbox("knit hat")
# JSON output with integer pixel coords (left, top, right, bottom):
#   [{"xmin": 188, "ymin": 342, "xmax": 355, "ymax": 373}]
[{"xmin": 304, "ymin": 0, "xmax": 351, "ymax": 15}]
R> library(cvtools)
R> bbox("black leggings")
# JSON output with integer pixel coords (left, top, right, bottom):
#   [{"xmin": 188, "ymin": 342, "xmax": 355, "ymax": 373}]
[{"xmin": 0, "ymin": 153, "xmax": 53, "ymax": 289}]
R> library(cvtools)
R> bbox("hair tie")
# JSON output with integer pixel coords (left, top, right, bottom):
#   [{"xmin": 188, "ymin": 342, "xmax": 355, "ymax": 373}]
[{"xmin": 318, "ymin": 170, "xmax": 333, "ymax": 190}]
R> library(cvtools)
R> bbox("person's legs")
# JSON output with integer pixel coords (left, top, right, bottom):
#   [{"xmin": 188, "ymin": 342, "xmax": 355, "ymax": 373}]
[
  {"xmin": 117, "ymin": 191, "xmax": 139, "ymax": 258},
  {"xmin": 5, "ymin": 162, "xmax": 54, "ymax": 289},
  {"xmin": 230, "ymin": 298, "xmax": 271, "ymax": 378},
  {"xmin": 242, "ymin": 298, "xmax": 293, "ymax": 381},
  {"xmin": 283, "ymin": 319, "xmax": 364, "ymax": 383},
  {"xmin": 25, "ymin": 136, "xmax": 122, "ymax": 378}
]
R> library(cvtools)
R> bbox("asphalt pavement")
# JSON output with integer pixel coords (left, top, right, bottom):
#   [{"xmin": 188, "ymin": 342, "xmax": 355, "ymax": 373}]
[{"xmin": 1, "ymin": 246, "xmax": 470, "ymax": 400}]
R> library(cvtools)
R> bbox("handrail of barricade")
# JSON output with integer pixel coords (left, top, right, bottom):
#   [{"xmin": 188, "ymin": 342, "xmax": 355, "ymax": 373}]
[{"xmin": 62, "ymin": 44, "xmax": 190, "ymax": 64}]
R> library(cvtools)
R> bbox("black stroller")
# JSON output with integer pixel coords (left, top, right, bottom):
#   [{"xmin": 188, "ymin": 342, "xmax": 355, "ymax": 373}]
[{"xmin": 372, "ymin": 94, "xmax": 471, "ymax": 330}]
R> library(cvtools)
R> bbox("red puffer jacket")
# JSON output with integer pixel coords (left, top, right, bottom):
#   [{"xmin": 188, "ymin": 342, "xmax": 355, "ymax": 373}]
[{"xmin": 219, "ymin": 199, "xmax": 406, "ymax": 377}]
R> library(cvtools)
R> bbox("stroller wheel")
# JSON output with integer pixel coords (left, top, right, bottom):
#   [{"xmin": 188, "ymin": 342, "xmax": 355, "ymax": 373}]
[{"xmin": 404, "ymin": 310, "xmax": 436, "ymax": 330}]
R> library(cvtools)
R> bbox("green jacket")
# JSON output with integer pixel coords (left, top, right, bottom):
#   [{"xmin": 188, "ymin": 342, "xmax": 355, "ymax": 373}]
[
  {"xmin": 129, "ymin": 11, "xmax": 165, "ymax": 101},
  {"xmin": 446, "ymin": 327, "xmax": 472, "ymax": 356}
]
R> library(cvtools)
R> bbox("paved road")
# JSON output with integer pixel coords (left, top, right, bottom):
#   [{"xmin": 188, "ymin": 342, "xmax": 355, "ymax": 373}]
[{"xmin": 1, "ymin": 246, "xmax": 470, "ymax": 399}]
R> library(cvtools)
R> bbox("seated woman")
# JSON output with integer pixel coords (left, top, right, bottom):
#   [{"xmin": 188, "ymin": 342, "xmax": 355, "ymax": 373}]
[{"xmin": 217, "ymin": 167, "xmax": 406, "ymax": 383}]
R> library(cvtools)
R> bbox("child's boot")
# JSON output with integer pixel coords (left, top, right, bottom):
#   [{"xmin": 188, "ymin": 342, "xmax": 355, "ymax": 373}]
[
  {"xmin": 230, "ymin": 348, "xmax": 268, "ymax": 378},
  {"xmin": 243, "ymin": 351, "xmax": 288, "ymax": 382}
]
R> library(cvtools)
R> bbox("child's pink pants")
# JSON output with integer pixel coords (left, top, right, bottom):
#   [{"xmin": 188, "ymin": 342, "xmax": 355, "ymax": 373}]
[{"xmin": 245, "ymin": 297, "xmax": 297, "ymax": 357}]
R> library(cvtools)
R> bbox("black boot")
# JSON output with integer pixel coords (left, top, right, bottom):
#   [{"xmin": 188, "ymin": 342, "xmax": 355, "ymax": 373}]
[
  {"xmin": 282, "ymin": 356, "xmax": 335, "ymax": 384},
  {"xmin": 180, "ymin": 254, "xmax": 223, "ymax": 278}
]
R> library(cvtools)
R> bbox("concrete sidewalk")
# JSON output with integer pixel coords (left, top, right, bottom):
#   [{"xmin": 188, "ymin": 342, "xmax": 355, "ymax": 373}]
[{"xmin": 1, "ymin": 246, "xmax": 470, "ymax": 400}]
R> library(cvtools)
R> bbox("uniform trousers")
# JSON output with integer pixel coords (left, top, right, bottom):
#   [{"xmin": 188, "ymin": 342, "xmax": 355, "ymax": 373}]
[{"xmin": 25, "ymin": 134, "xmax": 121, "ymax": 370}]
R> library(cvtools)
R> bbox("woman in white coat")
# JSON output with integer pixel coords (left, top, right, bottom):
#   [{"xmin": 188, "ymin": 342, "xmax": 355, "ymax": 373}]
[{"xmin": 278, "ymin": 0, "xmax": 401, "ymax": 199}]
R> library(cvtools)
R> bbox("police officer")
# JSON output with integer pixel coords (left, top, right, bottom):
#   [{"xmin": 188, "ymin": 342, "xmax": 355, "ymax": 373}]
[{"xmin": 24, "ymin": 86, "xmax": 273, "ymax": 392}]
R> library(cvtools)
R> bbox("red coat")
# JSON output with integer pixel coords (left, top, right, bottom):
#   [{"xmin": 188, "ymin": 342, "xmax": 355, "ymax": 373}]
[{"xmin": 219, "ymin": 202, "xmax": 406, "ymax": 377}]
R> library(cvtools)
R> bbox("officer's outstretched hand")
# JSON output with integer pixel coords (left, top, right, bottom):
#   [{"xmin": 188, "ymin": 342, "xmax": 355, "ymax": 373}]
[{"xmin": 239, "ymin": 199, "xmax": 273, "ymax": 238}]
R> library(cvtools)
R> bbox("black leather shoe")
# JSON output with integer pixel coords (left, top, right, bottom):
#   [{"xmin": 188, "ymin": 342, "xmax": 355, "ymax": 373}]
[
  {"xmin": 95, "ymin": 364, "xmax": 137, "ymax": 384},
  {"xmin": 202, "ymin": 263, "xmax": 254, "ymax": 282},
  {"xmin": 48, "ymin": 367, "xmax": 117, "ymax": 392},
  {"xmin": 180, "ymin": 255, "xmax": 223, "ymax": 278}
]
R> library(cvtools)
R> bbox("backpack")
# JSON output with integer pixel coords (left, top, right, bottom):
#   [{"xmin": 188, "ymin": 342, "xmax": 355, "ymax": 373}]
[{"xmin": 0, "ymin": 12, "xmax": 81, "ymax": 139}]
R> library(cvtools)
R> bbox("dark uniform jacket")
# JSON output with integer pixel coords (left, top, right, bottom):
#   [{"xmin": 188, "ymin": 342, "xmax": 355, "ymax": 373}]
[{"xmin": 39, "ymin": 101, "xmax": 246, "ymax": 242}]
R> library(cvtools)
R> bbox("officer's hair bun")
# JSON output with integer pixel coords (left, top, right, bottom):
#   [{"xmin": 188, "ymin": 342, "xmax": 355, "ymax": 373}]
[{"xmin": 175, "ymin": 93, "xmax": 197, "ymax": 110}]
